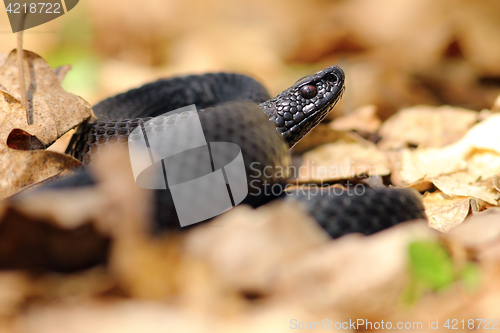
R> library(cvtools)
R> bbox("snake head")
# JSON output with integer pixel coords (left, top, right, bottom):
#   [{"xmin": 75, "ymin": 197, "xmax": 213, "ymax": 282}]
[{"xmin": 260, "ymin": 65, "xmax": 345, "ymax": 148}]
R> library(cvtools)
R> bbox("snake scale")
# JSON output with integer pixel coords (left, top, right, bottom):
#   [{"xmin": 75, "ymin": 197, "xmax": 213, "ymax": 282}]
[{"xmin": 61, "ymin": 65, "xmax": 426, "ymax": 238}]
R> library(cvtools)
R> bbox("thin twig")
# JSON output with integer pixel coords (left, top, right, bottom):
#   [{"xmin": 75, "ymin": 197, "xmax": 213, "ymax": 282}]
[{"xmin": 16, "ymin": 13, "xmax": 30, "ymax": 124}]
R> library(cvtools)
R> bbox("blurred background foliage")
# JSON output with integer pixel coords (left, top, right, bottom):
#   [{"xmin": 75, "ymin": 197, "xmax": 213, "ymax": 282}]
[{"xmin": 1, "ymin": 0, "xmax": 499, "ymax": 120}]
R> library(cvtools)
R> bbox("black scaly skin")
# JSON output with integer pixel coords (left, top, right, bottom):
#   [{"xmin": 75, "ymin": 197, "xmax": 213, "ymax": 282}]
[
  {"xmin": 67, "ymin": 73, "xmax": 272, "ymax": 163},
  {"xmin": 260, "ymin": 66, "xmax": 345, "ymax": 148},
  {"xmin": 287, "ymin": 188, "xmax": 426, "ymax": 239},
  {"xmin": 64, "ymin": 66, "xmax": 426, "ymax": 237}
]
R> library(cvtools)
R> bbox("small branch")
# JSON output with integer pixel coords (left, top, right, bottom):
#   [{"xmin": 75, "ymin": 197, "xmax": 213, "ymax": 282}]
[{"xmin": 16, "ymin": 12, "xmax": 30, "ymax": 124}]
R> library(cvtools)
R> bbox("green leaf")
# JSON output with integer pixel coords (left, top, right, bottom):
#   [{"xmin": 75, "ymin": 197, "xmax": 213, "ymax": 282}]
[
  {"xmin": 460, "ymin": 261, "xmax": 480, "ymax": 292},
  {"xmin": 408, "ymin": 241, "xmax": 455, "ymax": 291}
]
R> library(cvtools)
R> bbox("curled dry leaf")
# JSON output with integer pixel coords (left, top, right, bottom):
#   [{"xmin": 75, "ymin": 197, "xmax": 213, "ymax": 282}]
[
  {"xmin": 466, "ymin": 150, "xmax": 500, "ymax": 180},
  {"xmin": 275, "ymin": 221, "xmax": 433, "ymax": 316},
  {"xmin": 330, "ymin": 104, "xmax": 382, "ymax": 133},
  {"xmin": 53, "ymin": 65, "xmax": 72, "ymax": 84},
  {"xmin": 0, "ymin": 53, "xmax": 7, "ymax": 67},
  {"xmin": 0, "ymin": 50, "xmax": 92, "ymax": 145},
  {"xmin": 291, "ymin": 124, "xmax": 356, "ymax": 154},
  {"xmin": 431, "ymin": 172, "xmax": 499, "ymax": 206},
  {"xmin": 395, "ymin": 114, "xmax": 500, "ymax": 185},
  {"xmin": 458, "ymin": 115, "xmax": 500, "ymax": 153},
  {"xmin": 396, "ymin": 144, "xmax": 467, "ymax": 185},
  {"xmin": 0, "ymin": 94, "xmax": 82, "ymax": 199},
  {"xmin": 423, "ymin": 192, "xmax": 471, "ymax": 232},
  {"xmin": 397, "ymin": 116, "xmax": 500, "ymax": 232},
  {"xmin": 0, "ymin": 147, "xmax": 152, "ymax": 272},
  {"xmin": 447, "ymin": 208, "xmax": 500, "ymax": 247},
  {"xmin": 297, "ymin": 141, "xmax": 390, "ymax": 183},
  {"xmin": 0, "ymin": 50, "xmax": 92, "ymax": 199},
  {"xmin": 493, "ymin": 176, "xmax": 500, "ymax": 193},
  {"xmin": 17, "ymin": 300, "xmax": 321, "ymax": 333},
  {"xmin": 378, "ymin": 105, "xmax": 478, "ymax": 150},
  {"xmin": 183, "ymin": 201, "xmax": 329, "ymax": 295}
]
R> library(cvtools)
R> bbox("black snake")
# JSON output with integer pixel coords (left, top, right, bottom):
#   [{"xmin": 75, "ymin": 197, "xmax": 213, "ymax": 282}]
[{"xmin": 60, "ymin": 65, "xmax": 426, "ymax": 238}]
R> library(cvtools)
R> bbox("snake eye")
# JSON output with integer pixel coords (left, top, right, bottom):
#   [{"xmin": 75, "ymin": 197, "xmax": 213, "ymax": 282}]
[{"xmin": 299, "ymin": 85, "xmax": 317, "ymax": 99}]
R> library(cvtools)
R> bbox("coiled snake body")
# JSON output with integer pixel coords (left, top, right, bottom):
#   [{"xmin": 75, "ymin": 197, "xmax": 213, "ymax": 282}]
[{"xmin": 63, "ymin": 66, "xmax": 426, "ymax": 238}]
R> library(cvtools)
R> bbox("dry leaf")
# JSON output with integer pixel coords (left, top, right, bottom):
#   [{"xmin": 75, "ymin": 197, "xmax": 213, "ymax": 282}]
[
  {"xmin": 458, "ymin": 114, "xmax": 500, "ymax": 153},
  {"xmin": 423, "ymin": 192, "xmax": 471, "ymax": 232},
  {"xmin": 448, "ymin": 208, "xmax": 500, "ymax": 247},
  {"xmin": 53, "ymin": 65, "xmax": 72, "ymax": 84},
  {"xmin": 275, "ymin": 221, "xmax": 433, "ymax": 315},
  {"xmin": 0, "ymin": 50, "xmax": 92, "ymax": 199},
  {"xmin": 297, "ymin": 141, "xmax": 390, "ymax": 182},
  {"xmin": 0, "ymin": 50, "xmax": 91, "ymax": 145},
  {"xmin": 395, "ymin": 114, "xmax": 500, "ymax": 185},
  {"xmin": 405, "ymin": 180, "xmax": 434, "ymax": 193},
  {"xmin": 0, "ymin": 53, "xmax": 7, "ymax": 67},
  {"xmin": 466, "ymin": 150, "xmax": 500, "ymax": 179},
  {"xmin": 291, "ymin": 124, "xmax": 356, "ymax": 154},
  {"xmin": 493, "ymin": 176, "xmax": 500, "ymax": 192},
  {"xmin": 0, "ymin": 97, "xmax": 82, "ymax": 198},
  {"xmin": 330, "ymin": 104, "xmax": 382, "ymax": 133},
  {"xmin": 0, "ymin": 148, "xmax": 152, "ymax": 271},
  {"xmin": 378, "ymin": 105, "xmax": 478, "ymax": 150},
  {"xmin": 183, "ymin": 201, "xmax": 329, "ymax": 295},
  {"xmin": 431, "ymin": 172, "xmax": 499, "ymax": 206},
  {"xmin": 396, "ymin": 144, "xmax": 466, "ymax": 185}
]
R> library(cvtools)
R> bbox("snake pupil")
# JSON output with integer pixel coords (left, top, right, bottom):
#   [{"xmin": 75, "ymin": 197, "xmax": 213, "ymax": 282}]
[{"xmin": 299, "ymin": 85, "xmax": 318, "ymax": 99}]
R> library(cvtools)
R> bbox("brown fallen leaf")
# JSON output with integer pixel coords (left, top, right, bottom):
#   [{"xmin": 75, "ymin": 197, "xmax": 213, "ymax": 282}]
[
  {"xmin": 447, "ymin": 208, "xmax": 500, "ymax": 247},
  {"xmin": 17, "ymin": 299, "xmax": 324, "ymax": 333},
  {"xmin": 275, "ymin": 221, "xmax": 433, "ymax": 316},
  {"xmin": 330, "ymin": 104, "xmax": 382, "ymax": 133},
  {"xmin": 0, "ymin": 94, "xmax": 82, "ymax": 199},
  {"xmin": 405, "ymin": 180, "xmax": 434, "ymax": 193},
  {"xmin": 0, "ymin": 53, "xmax": 7, "ymax": 67},
  {"xmin": 493, "ymin": 176, "xmax": 500, "ymax": 193},
  {"xmin": 423, "ymin": 191, "xmax": 471, "ymax": 232},
  {"xmin": 466, "ymin": 150, "xmax": 500, "ymax": 180},
  {"xmin": 0, "ymin": 50, "xmax": 91, "ymax": 145},
  {"xmin": 291, "ymin": 124, "xmax": 356, "ymax": 154},
  {"xmin": 53, "ymin": 65, "xmax": 72, "ymax": 84},
  {"xmin": 0, "ymin": 50, "xmax": 92, "ymax": 199},
  {"xmin": 431, "ymin": 172, "xmax": 499, "ymax": 206},
  {"xmin": 183, "ymin": 201, "xmax": 329, "ymax": 296},
  {"xmin": 297, "ymin": 141, "xmax": 390, "ymax": 183},
  {"xmin": 396, "ymin": 144, "xmax": 467, "ymax": 185},
  {"xmin": 395, "ymin": 114, "xmax": 500, "ymax": 185},
  {"xmin": 459, "ymin": 115, "xmax": 500, "ymax": 153},
  {"xmin": 378, "ymin": 105, "xmax": 478, "ymax": 150}
]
